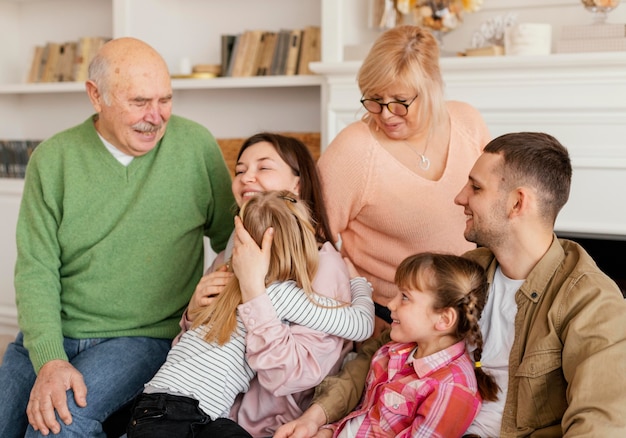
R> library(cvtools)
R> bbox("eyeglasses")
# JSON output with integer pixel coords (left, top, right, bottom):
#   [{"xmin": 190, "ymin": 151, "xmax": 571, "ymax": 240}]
[{"xmin": 360, "ymin": 95, "xmax": 418, "ymax": 116}]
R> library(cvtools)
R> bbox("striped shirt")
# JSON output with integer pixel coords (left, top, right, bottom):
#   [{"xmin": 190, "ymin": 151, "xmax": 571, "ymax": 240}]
[
  {"xmin": 146, "ymin": 277, "xmax": 374, "ymax": 419},
  {"xmin": 332, "ymin": 340, "xmax": 481, "ymax": 438}
]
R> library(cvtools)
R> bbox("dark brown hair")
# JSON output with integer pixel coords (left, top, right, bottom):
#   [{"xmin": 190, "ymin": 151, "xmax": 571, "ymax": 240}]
[
  {"xmin": 484, "ymin": 132, "xmax": 572, "ymax": 224},
  {"xmin": 237, "ymin": 132, "xmax": 334, "ymax": 244},
  {"xmin": 395, "ymin": 252, "xmax": 499, "ymax": 402}
]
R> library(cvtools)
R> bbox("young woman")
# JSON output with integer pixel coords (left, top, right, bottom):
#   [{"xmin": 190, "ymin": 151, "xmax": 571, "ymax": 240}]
[
  {"xmin": 326, "ymin": 253, "xmax": 498, "ymax": 438},
  {"xmin": 176, "ymin": 133, "xmax": 372, "ymax": 437},
  {"xmin": 128, "ymin": 191, "xmax": 374, "ymax": 437}
]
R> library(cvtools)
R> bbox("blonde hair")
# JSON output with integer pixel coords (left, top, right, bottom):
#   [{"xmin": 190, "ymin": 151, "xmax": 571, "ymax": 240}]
[
  {"xmin": 395, "ymin": 252, "xmax": 499, "ymax": 402},
  {"xmin": 358, "ymin": 25, "xmax": 447, "ymax": 139},
  {"xmin": 190, "ymin": 190, "xmax": 320, "ymax": 345}
]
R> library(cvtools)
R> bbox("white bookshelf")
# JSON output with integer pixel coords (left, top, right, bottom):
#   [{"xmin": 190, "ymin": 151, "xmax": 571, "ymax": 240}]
[
  {"xmin": 0, "ymin": 0, "xmax": 324, "ymax": 335},
  {"xmin": 0, "ymin": 0, "xmax": 323, "ymax": 140}
]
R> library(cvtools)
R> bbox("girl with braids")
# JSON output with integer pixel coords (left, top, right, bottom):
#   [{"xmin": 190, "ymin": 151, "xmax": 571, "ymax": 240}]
[
  {"xmin": 127, "ymin": 191, "xmax": 374, "ymax": 438},
  {"xmin": 325, "ymin": 252, "xmax": 498, "ymax": 438}
]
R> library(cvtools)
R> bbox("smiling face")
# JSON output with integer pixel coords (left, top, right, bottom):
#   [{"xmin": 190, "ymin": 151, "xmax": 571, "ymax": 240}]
[
  {"xmin": 388, "ymin": 281, "xmax": 440, "ymax": 345},
  {"xmin": 454, "ymin": 152, "xmax": 510, "ymax": 248},
  {"xmin": 87, "ymin": 38, "xmax": 173, "ymax": 156},
  {"xmin": 231, "ymin": 141, "xmax": 301, "ymax": 207}
]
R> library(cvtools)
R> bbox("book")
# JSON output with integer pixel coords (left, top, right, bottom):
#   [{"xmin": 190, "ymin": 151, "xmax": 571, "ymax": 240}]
[
  {"xmin": 561, "ymin": 23, "xmax": 626, "ymax": 40},
  {"xmin": 40, "ymin": 42, "xmax": 62, "ymax": 82},
  {"xmin": 463, "ymin": 45, "xmax": 505, "ymax": 57},
  {"xmin": 284, "ymin": 29, "xmax": 303, "ymax": 76},
  {"xmin": 73, "ymin": 37, "xmax": 93, "ymax": 82},
  {"xmin": 58, "ymin": 41, "xmax": 77, "ymax": 82},
  {"xmin": 256, "ymin": 31, "xmax": 278, "ymax": 76},
  {"xmin": 270, "ymin": 29, "xmax": 292, "ymax": 76},
  {"xmin": 225, "ymin": 34, "xmax": 242, "ymax": 77},
  {"xmin": 27, "ymin": 45, "xmax": 45, "ymax": 83},
  {"xmin": 240, "ymin": 30, "xmax": 265, "ymax": 77},
  {"xmin": 73, "ymin": 36, "xmax": 109, "ymax": 82},
  {"xmin": 556, "ymin": 37, "xmax": 626, "ymax": 53},
  {"xmin": 297, "ymin": 26, "xmax": 321, "ymax": 75},
  {"xmin": 220, "ymin": 34, "xmax": 237, "ymax": 77},
  {"xmin": 230, "ymin": 32, "xmax": 252, "ymax": 77}
]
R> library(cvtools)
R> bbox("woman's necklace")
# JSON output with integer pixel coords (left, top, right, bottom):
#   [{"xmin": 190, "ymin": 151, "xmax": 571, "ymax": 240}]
[{"xmin": 403, "ymin": 140, "xmax": 431, "ymax": 171}]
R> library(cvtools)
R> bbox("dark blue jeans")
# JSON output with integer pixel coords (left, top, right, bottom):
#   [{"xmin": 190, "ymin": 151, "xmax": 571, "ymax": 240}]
[
  {"xmin": 0, "ymin": 332, "xmax": 170, "ymax": 438},
  {"xmin": 127, "ymin": 392, "xmax": 252, "ymax": 438}
]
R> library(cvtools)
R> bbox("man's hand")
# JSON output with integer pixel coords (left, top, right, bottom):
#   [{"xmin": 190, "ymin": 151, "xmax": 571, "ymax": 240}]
[
  {"xmin": 27, "ymin": 360, "xmax": 87, "ymax": 435},
  {"xmin": 274, "ymin": 403, "xmax": 328, "ymax": 438},
  {"xmin": 186, "ymin": 264, "xmax": 233, "ymax": 320}
]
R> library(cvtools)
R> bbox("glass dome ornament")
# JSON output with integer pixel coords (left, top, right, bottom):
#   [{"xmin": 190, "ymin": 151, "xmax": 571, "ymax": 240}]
[{"xmin": 581, "ymin": 0, "xmax": 621, "ymax": 25}]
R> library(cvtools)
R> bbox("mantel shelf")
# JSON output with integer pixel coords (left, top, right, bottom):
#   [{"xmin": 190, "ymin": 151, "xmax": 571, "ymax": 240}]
[
  {"xmin": 311, "ymin": 51, "xmax": 626, "ymax": 79},
  {"xmin": 0, "ymin": 75, "xmax": 324, "ymax": 95}
]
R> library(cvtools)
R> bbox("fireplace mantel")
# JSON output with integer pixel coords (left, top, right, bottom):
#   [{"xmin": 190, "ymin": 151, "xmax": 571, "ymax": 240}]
[{"xmin": 311, "ymin": 51, "xmax": 626, "ymax": 238}]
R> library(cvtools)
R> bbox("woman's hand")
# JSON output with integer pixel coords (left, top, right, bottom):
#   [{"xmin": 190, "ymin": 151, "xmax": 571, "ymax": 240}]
[
  {"xmin": 186, "ymin": 265, "xmax": 233, "ymax": 321},
  {"xmin": 231, "ymin": 215, "xmax": 274, "ymax": 303}
]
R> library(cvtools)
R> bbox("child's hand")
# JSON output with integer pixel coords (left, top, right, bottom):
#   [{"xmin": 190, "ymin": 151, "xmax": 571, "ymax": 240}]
[
  {"xmin": 232, "ymin": 215, "xmax": 274, "ymax": 302},
  {"xmin": 343, "ymin": 256, "xmax": 360, "ymax": 279},
  {"xmin": 187, "ymin": 265, "xmax": 233, "ymax": 321}
]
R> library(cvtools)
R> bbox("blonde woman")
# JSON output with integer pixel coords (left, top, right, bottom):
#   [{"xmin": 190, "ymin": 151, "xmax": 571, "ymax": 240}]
[{"xmin": 318, "ymin": 25, "xmax": 491, "ymax": 336}]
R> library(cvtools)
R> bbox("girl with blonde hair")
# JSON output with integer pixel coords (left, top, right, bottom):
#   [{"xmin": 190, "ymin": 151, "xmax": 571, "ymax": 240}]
[{"xmin": 128, "ymin": 190, "xmax": 374, "ymax": 438}]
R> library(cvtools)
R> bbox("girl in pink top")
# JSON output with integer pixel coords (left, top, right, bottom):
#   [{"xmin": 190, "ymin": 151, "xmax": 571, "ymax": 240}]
[
  {"xmin": 178, "ymin": 133, "xmax": 367, "ymax": 437},
  {"xmin": 318, "ymin": 25, "xmax": 491, "ymax": 335},
  {"xmin": 328, "ymin": 253, "xmax": 499, "ymax": 438}
]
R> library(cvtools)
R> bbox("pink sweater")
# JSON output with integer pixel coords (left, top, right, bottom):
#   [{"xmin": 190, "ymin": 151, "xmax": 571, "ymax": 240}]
[
  {"xmin": 318, "ymin": 101, "xmax": 490, "ymax": 304},
  {"xmin": 177, "ymin": 242, "xmax": 354, "ymax": 437},
  {"xmin": 229, "ymin": 242, "xmax": 354, "ymax": 437}
]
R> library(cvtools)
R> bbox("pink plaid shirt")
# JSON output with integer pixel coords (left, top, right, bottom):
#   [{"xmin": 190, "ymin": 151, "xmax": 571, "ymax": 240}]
[{"xmin": 331, "ymin": 340, "xmax": 481, "ymax": 438}]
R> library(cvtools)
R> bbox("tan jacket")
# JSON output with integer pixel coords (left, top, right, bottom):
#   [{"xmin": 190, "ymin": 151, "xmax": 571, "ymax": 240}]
[{"xmin": 315, "ymin": 236, "xmax": 626, "ymax": 437}]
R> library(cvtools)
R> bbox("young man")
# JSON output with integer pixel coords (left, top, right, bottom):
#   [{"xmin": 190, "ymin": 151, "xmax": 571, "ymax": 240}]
[
  {"xmin": 276, "ymin": 132, "xmax": 626, "ymax": 438},
  {"xmin": 0, "ymin": 37, "xmax": 236, "ymax": 437}
]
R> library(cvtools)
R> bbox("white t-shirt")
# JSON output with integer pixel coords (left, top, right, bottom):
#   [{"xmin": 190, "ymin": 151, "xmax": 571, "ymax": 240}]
[{"xmin": 465, "ymin": 265, "xmax": 523, "ymax": 437}]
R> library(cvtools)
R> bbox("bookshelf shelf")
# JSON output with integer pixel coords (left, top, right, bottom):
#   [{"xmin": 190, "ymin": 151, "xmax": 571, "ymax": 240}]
[{"xmin": 0, "ymin": 75, "xmax": 323, "ymax": 95}]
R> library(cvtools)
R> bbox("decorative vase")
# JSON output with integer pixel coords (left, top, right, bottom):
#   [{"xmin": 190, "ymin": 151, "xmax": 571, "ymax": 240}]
[
  {"xmin": 581, "ymin": 0, "xmax": 621, "ymax": 25},
  {"xmin": 412, "ymin": 0, "xmax": 482, "ymax": 54}
]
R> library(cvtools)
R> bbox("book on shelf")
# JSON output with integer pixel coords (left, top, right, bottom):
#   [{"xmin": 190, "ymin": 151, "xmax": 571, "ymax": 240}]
[
  {"xmin": 297, "ymin": 26, "xmax": 321, "ymax": 75},
  {"xmin": 241, "ymin": 30, "xmax": 266, "ymax": 77},
  {"xmin": 58, "ymin": 41, "xmax": 77, "ymax": 82},
  {"xmin": 256, "ymin": 31, "xmax": 278, "ymax": 76},
  {"xmin": 73, "ymin": 36, "xmax": 109, "ymax": 82},
  {"xmin": 220, "ymin": 34, "xmax": 237, "ymax": 77},
  {"xmin": 25, "ymin": 36, "xmax": 109, "ymax": 84},
  {"xmin": 27, "ymin": 45, "xmax": 45, "ymax": 83},
  {"xmin": 462, "ymin": 45, "xmax": 505, "ymax": 57},
  {"xmin": 284, "ymin": 29, "xmax": 303, "ymax": 76},
  {"xmin": 229, "ymin": 31, "xmax": 254, "ymax": 77},
  {"xmin": 0, "ymin": 139, "xmax": 41, "ymax": 179},
  {"xmin": 40, "ymin": 42, "xmax": 62, "ymax": 82},
  {"xmin": 270, "ymin": 29, "xmax": 292, "ymax": 76},
  {"xmin": 225, "ymin": 34, "xmax": 242, "ymax": 77}
]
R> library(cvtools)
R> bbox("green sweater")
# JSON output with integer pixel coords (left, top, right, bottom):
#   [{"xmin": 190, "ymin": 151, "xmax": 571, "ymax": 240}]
[{"xmin": 15, "ymin": 115, "xmax": 236, "ymax": 372}]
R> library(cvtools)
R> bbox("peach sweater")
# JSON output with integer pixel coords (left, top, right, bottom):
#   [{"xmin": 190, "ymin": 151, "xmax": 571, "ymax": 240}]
[{"xmin": 318, "ymin": 101, "xmax": 490, "ymax": 305}]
